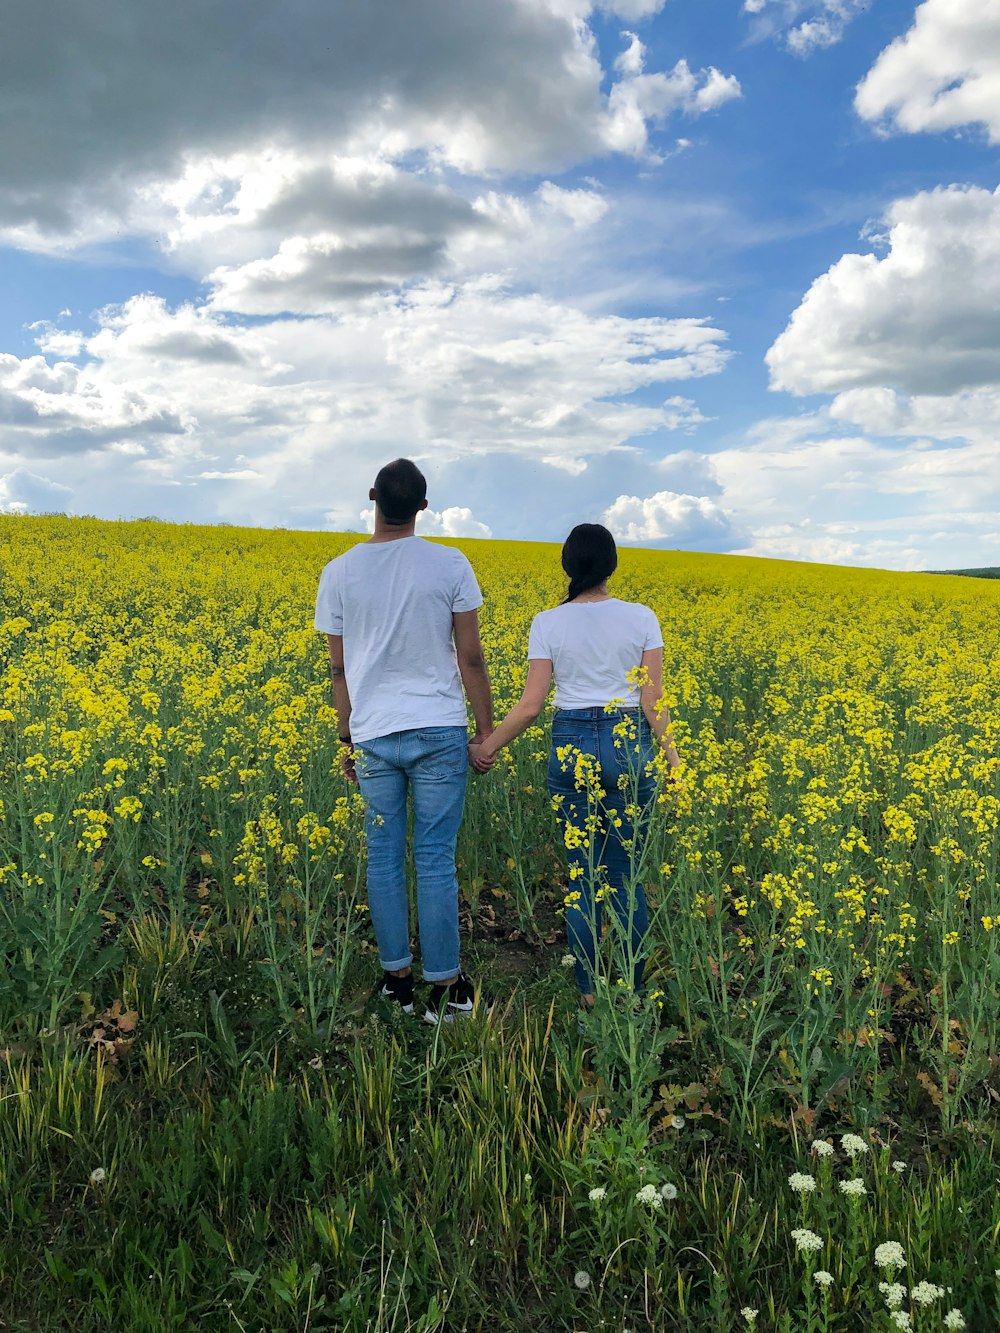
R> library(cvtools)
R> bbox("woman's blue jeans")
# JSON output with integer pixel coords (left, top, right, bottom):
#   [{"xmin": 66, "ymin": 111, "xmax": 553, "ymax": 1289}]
[
  {"xmin": 354, "ymin": 726, "xmax": 468, "ymax": 983},
  {"xmin": 548, "ymin": 707, "xmax": 656, "ymax": 996}
]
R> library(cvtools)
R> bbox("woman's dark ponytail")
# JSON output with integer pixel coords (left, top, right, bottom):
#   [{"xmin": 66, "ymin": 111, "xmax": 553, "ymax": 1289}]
[{"xmin": 561, "ymin": 524, "xmax": 618, "ymax": 603}]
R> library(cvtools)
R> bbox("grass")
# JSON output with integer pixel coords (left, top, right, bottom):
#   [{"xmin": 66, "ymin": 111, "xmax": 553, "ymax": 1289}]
[{"xmin": 2, "ymin": 895, "xmax": 999, "ymax": 1331}]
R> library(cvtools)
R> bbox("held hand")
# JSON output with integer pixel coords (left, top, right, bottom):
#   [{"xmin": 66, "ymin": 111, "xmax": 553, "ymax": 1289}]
[
  {"xmin": 468, "ymin": 741, "xmax": 496, "ymax": 774},
  {"xmin": 340, "ymin": 746, "xmax": 358, "ymax": 784}
]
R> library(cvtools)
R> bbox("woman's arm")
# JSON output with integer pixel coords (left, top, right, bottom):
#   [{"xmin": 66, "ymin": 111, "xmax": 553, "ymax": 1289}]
[
  {"xmin": 639, "ymin": 647, "xmax": 681, "ymax": 769},
  {"xmin": 470, "ymin": 659, "xmax": 553, "ymax": 771}
]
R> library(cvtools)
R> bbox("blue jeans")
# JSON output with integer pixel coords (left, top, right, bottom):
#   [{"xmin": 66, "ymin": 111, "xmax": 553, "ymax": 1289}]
[
  {"xmin": 548, "ymin": 707, "xmax": 657, "ymax": 996},
  {"xmin": 354, "ymin": 726, "xmax": 468, "ymax": 983}
]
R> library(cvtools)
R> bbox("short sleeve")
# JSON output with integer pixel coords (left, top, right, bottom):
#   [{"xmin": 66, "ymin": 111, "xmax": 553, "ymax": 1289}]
[
  {"xmin": 527, "ymin": 613, "xmax": 551, "ymax": 660},
  {"xmin": 313, "ymin": 562, "xmax": 344, "ymax": 635},
  {"xmin": 451, "ymin": 554, "xmax": 483, "ymax": 613},
  {"xmin": 643, "ymin": 606, "xmax": 664, "ymax": 651}
]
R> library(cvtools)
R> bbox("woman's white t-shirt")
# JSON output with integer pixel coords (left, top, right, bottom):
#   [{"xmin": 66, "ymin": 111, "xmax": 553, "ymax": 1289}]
[{"xmin": 527, "ymin": 599, "xmax": 663, "ymax": 709}]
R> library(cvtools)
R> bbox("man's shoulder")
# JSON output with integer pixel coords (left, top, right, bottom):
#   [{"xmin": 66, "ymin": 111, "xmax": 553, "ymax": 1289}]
[
  {"xmin": 321, "ymin": 540, "xmax": 368, "ymax": 573},
  {"xmin": 412, "ymin": 540, "xmax": 477, "ymax": 580},
  {"xmin": 416, "ymin": 538, "xmax": 469, "ymax": 563}
]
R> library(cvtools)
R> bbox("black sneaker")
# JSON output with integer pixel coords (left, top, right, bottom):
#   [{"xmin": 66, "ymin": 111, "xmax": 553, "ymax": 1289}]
[
  {"xmin": 423, "ymin": 972, "xmax": 493, "ymax": 1025},
  {"xmin": 377, "ymin": 970, "xmax": 415, "ymax": 1015}
]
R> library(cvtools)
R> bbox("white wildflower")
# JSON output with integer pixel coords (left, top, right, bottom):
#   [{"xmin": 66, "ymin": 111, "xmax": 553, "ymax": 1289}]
[
  {"xmin": 790, "ymin": 1228, "xmax": 824, "ymax": 1254},
  {"xmin": 943, "ymin": 1311, "xmax": 966, "ymax": 1330},
  {"xmin": 788, "ymin": 1171, "xmax": 816, "ymax": 1194},
  {"xmin": 588, "ymin": 1186, "xmax": 606, "ymax": 1202},
  {"xmin": 660, "ymin": 1182, "xmax": 678, "ymax": 1201},
  {"xmin": 909, "ymin": 1281, "xmax": 944, "ymax": 1306},
  {"xmin": 879, "ymin": 1282, "xmax": 906, "ymax": 1308},
  {"xmin": 813, "ymin": 1270, "xmax": 834, "ymax": 1287},
  {"xmin": 89, "ymin": 1167, "xmax": 106, "ymax": 1186},
  {"xmin": 561, "ymin": 953, "xmax": 576, "ymax": 968},
  {"xmin": 573, "ymin": 1270, "xmax": 591, "ymax": 1291},
  {"xmin": 811, "ymin": 1139, "xmax": 834, "ymax": 1157},
  {"xmin": 635, "ymin": 1183, "xmax": 663, "ymax": 1209},
  {"xmin": 874, "ymin": 1242, "xmax": 907, "ymax": 1270},
  {"xmin": 840, "ymin": 1132, "xmax": 869, "ymax": 1156},
  {"xmin": 839, "ymin": 1177, "xmax": 867, "ymax": 1197},
  {"xmin": 890, "ymin": 1313, "xmax": 911, "ymax": 1331},
  {"xmin": 740, "ymin": 1311, "xmax": 758, "ymax": 1324},
  {"xmin": 891, "ymin": 1160, "xmax": 907, "ymax": 1173}
]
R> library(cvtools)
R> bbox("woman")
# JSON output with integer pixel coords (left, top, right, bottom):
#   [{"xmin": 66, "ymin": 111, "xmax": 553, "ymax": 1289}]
[{"xmin": 470, "ymin": 524, "xmax": 680, "ymax": 1009}]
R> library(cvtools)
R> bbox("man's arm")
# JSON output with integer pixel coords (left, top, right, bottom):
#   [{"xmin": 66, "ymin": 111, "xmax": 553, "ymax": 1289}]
[
  {"xmin": 452, "ymin": 609, "xmax": 493, "ymax": 741},
  {"xmin": 326, "ymin": 634, "xmax": 357, "ymax": 782}
]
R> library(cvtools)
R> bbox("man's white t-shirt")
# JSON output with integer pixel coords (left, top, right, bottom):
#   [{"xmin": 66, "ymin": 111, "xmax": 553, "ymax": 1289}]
[
  {"xmin": 314, "ymin": 537, "xmax": 482, "ymax": 744},
  {"xmin": 527, "ymin": 599, "xmax": 663, "ymax": 709}
]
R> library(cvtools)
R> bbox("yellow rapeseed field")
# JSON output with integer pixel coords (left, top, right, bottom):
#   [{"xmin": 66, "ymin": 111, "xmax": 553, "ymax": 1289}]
[{"xmin": 1, "ymin": 513, "xmax": 999, "ymax": 1119}]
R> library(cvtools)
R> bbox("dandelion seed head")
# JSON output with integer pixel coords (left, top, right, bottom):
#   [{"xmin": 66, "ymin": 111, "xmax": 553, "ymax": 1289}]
[
  {"xmin": 573, "ymin": 1270, "xmax": 591, "ymax": 1290},
  {"xmin": 660, "ymin": 1182, "xmax": 678, "ymax": 1200},
  {"xmin": 89, "ymin": 1167, "xmax": 106, "ymax": 1186}
]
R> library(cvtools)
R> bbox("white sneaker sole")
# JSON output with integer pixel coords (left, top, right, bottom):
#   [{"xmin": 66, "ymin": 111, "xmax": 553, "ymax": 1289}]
[
  {"xmin": 379, "ymin": 986, "xmax": 414, "ymax": 1015},
  {"xmin": 423, "ymin": 1001, "xmax": 474, "ymax": 1026}
]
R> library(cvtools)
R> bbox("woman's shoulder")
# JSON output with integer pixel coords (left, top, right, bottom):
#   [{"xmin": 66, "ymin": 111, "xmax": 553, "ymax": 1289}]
[{"xmin": 614, "ymin": 597, "xmax": 657, "ymax": 618}]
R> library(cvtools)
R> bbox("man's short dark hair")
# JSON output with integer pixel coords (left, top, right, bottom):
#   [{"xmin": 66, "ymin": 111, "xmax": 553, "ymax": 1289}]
[{"xmin": 373, "ymin": 459, "xmax": 427, "ymax": 525}]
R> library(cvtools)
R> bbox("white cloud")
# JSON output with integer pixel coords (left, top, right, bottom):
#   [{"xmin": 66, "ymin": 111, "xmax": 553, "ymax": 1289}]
[
  {"xmin": 422, "ymin": 507, "xmax": 493, "ymax": 538},
  {"xmin": 0, "ymin": 468, "xmax": 73, "ymax": 514},
  {"xmin": 615, "ymin": 31, "xmax": 646, "ymax": 77},
  {"xmin": 355, "ymin": 504, "xmax": 492, "ymax": 537},
  {"xmin": 857, "ymin": 0, "xmax": 1000, "ymax": 141},
  {"xmin": 708, "ymin": 423, "xmax": 1000, "ymax": 568},
  {"xmin": 787, "ymin": 18, "xmax": 841, "ymax": 55},
  {"xmin": 603, "ymin": 488, "xmax": 734, "ymax": 545},
  {"xmin": 767, "ymin": 186, "xmax": 1000, "ymax": 396},
  {"xmin": 197, "ymin": 469, "xmax": 262, "ymax": 481},
  {"xmin": 598, "ymin": 0, "xmax": 669, "ymax": 19},
  {"xmin": 536, "ymin": 181, "xmax": 609, "ymax": 229},
  {"xmin": 743, "ymin": 1, "xmax": 869, "ymax": 55},
  {"xmin": 0, "ymin": 283, "xmax": 727, "ymax": 528},
  {"xmin": 0, "ymin": 2, "xmax": 739, "ymax": 247},
  {"xmin": 607, "ymin": 60, "xmax": 741, "ymax": 155}
]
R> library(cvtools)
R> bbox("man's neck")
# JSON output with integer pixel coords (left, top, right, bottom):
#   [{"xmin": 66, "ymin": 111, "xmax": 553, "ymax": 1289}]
[{"xmin": 367, "ymin": 519, "xmax": 417, "ymax": 544}]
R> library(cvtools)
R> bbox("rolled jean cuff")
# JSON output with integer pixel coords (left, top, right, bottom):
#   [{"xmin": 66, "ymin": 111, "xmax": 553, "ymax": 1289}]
[
  {"xmin": 380, "ymin": 951, "xmax": 413, "ymax": 972},
  {"xmin": 422, "ymin": 963, "xmax": 460, "ymax": 983}
]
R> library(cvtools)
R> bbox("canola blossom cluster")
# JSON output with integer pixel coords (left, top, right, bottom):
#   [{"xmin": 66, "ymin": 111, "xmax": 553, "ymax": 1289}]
[{"xmin": 1, "ymin": 515, "xmax": 999, "ymax": 1094}]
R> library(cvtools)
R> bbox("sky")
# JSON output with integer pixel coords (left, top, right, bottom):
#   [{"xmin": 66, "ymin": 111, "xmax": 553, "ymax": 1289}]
[{"xmin": 1, "ymin": 0, "xmax": 999, "ymax": 570}]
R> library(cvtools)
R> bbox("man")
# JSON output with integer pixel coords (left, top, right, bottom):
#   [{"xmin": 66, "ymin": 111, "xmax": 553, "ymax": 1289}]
[{"xmin": 314, "ymin": 459, "xmax": 494, "ymax": 1024}]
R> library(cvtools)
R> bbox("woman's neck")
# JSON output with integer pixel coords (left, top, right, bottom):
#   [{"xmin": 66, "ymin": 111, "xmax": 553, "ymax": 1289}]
[{"xmin": 571, "ymin": 582, "xmax": 611, "ymax": 603}]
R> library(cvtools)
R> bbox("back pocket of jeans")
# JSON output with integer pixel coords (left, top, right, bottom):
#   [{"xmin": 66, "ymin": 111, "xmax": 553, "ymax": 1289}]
[{"xmin": 415, "ymin": 730, "xmax": 468, "ymax": 778}]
